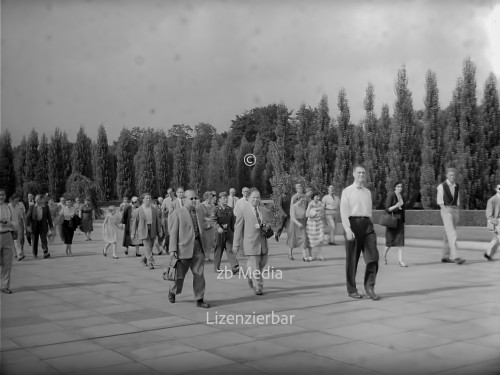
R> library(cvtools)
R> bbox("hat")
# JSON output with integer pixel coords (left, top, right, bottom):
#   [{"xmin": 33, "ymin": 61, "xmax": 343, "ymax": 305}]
[
  {"xmin": 219, "ymin": 192, "xmax": 228, "ymax": 198},
  {"xmin": 131, "ymin": 196, "xmax": 139, "ymax": 203}
]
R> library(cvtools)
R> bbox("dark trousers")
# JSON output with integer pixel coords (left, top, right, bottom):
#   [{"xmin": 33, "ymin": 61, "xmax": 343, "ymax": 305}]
[
  {"xmin": 169, "ymin": 239, "xmax": 206, "ymax": 301},
  {"xmin": 214, "ymin": 233, "xmax": 239, "ymax": 272},
  {"xmin": 344, "ymin": 217, "xmax": 379, "ymax": 294},
  {"xmin": 277, "ymin": 216, "xmax": 289, "ymax": 237},
  {"xmin": 32, "ymin": 222, "xmax": 49, "ymax": 256}
]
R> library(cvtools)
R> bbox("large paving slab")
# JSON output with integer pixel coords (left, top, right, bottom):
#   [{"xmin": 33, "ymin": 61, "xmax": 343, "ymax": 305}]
[{"xmin": 1, "ymin": 222, "xmax": 499, "ymax": 374}]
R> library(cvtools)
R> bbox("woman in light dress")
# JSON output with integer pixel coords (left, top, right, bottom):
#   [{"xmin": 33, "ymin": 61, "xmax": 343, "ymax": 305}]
[
  {"xmin": 103, "ymin": 205, "xmax": 121, "ymax": 259},
  {"xmin": 287, "ymin": 194, "xmax": 308, "ymax": 261},
  {"xmin": 306, "ymin": 192, "xmax": 325, "ymax": 261}
]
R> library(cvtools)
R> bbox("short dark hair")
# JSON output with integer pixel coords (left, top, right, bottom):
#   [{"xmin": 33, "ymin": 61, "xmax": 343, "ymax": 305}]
[{"xmin": 394, "ymin": 181, "xmax": 402, "ymax": 189}]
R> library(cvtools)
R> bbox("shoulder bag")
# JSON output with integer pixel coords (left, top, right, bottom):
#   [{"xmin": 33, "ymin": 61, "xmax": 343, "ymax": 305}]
[{"xmin": 379, "ymin": 211, "xmax": 397, "ymax": 228}]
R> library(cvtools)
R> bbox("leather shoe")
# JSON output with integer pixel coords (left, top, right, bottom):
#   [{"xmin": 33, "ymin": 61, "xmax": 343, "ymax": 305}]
[
  {"xmin": 43, "ymin": 253, "xmax": 50, "ymax": 259},
  {"xmin": 484, "ymin": 252, "xmax": 493, "ymax": 261},
  {"xmin": 365, "ymin": 288, "xmax": 380, "ymax": 300},
  {"xmin": 441, "ymin": 257, "xmax": 454, "ymax": 263},
  {"xmin": 254, "ymin": 289, "xmax": 263, "ymax": 295},
  {"xmin": 168, "ymin": 292, "xmax": 175, "ymax": 303},
  {"xmin": 348, "ymin": 292, "xmax": 363, "ymax": 299},
  {"xmin": 454, "ymin": 258, "xmax": 466, "ymax": 265},
  {"xmin": 1, "ymin": 288, "xmax": 12, "ymax": 294},
  {"xmin": 196, "ymin": 300, "xmax": 210, "ymax": 308},
  {"xmin": 18, "ymin": 255, "xmax": 25, "ymax": 261}
]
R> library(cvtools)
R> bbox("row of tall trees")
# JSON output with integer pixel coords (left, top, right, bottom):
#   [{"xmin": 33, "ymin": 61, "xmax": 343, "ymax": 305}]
[{"xmin": 1, "ymin": 58, "xmax": 499, "ymax": 209}]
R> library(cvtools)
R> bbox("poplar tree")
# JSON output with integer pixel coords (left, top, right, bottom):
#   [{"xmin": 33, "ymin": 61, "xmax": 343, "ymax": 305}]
[
  {"xmin": 310, "ymin": 95, "xmax": 330, "ymax": 190},
  {"xmin": 171, "ymin": 135, "xmax": 187, "ymax": 189},
  {"xmin": 458, "ymin": 58, "xmax": 484, "ymax": 208},
  {"xmin": 154, "ymin": 134, "xmax": 171, "ymax": 196},
  {"xmin": 35, "ymin": 133, "xmax": 49, "ymax": 194},
  {"xmin": 0, "ymin": 130, "xmax": 16, "ymax": 197},
  {"xmin": 387, "ymin": 66, "xmax": 419, "ymax": 206},
  {"xmin": 236, "ymin": 136, "xmax": 253, "ymax": 192},
  {"xmin": 135, "ymin": 131, "xmax": 156, "ymax": 196},
  {"xmin": 251, "ymin": 132, "xmax": 267, "ymax": 194},
  {"xmin": 291, "ymin": 104, "xmax": 315, "ymax": 179},
  {"xmin": 362, "ymin": 83, "xmax": 378, "ymax": 196},
  {"xmin": 48, "ymin": 128, "xmax": 72, "ymax": 199},
  {"xmin": 14, "ymin": 136, "xmax": 27, "ymax": 196},
  {"xmin": 481, "ymin": 72, "xmax": 500, "ymax": 190},
  {"xmin": 24, "ymin": 129, "xmax": 39, "ymax": 184},
  {"xmin": 220, "ymin": 132, "xmax": 236, "ymax": 188},
  {"xmin": 116, "ymin": 128, "xmax": 136, "ymax": 199},
  {"xmin": 206, "ymin": 136, "xmax": 221, "ymax": 192},
  {"xmin": 94, "ymin": 124, "xmax": 112, "ymax": 200},
  {"xmin": 420, "ymin": 70, "xmax": 440, "ymax": 208},
  {"xmin": 334, "ymin": 88, "xmax": 355, "ymax": 193},
  {"xmin": 72, "ymin": 126, "xmax": 93, "ymax": 179},
  {"xmin": 189, "ymin": 134, "xmax": 204, "ymax": 193}
]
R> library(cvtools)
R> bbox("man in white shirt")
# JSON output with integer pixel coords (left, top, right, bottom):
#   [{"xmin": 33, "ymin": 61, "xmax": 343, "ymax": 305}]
[
  {"xmin": 436, "ymin": 168, "xmax": 465, "ymax": 264},
  {"xmin": 228, "ymin": 188, "xmax": 239, "ymax": 209},
  {"xmin": 340, "ymin": 164, "xmax": 380, "ymax": 300},
  {"xmin": 233, "ymin": 187, "xmax": 250, "ymax": 217},
  {"xmin": 484, "ymin": 184, "xmax": 500, "ymax": 261},
  {"xmin": 169, "ymin": 187, "xmax": 186, "ymax": 214}
]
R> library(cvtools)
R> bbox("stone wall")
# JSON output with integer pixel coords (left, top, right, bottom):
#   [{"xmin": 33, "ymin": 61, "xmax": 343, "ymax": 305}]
[{"xmin": 372, "ymin": 210, "xmax": 487, "ymax": 227}]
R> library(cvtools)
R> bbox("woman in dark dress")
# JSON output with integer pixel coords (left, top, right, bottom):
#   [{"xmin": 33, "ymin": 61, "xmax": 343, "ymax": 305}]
[
  {"xmin": 121, "ymin": 196, "xmax": 142, "ymax": 256},
  {"xmin": 383, "ymin": 182, "xmax": 407, "ymax": 267},
  {"xmin": 59, "ymin": 197, "xmax": 77, "ymax": 256},
  {"xmin": 80, "ymin": 198, "xmax": 94, "ymax": 241}
]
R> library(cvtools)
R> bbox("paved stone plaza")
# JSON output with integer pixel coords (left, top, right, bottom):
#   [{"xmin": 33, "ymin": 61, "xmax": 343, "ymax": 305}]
[{"xmin": 1, "ymin": 224, "xmax": 499, "ymax": 375}]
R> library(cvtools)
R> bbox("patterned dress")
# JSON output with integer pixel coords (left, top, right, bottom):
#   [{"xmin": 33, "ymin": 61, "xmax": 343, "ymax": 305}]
[{"xmin": 306, "ymin": 201, "xmax": 325, "ymax": 248}]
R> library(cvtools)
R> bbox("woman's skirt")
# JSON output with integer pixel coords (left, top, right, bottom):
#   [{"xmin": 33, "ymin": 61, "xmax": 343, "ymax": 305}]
[
  {"xmin": 385, "ymin": 219, "xmax": 405, "ymax": 247},
  {"xmin": 306, "ymin": 216, "xmax": 324, "ymax": 248},
  {"xmin": 287, "ymin": 217, "xmax": 307, "ymax": 249},
  {"xmin": 80, "ymin": 213, "xmax": 93, "ymax": 232},
  {"xmin": 62, "ymin": 219, "xmax": 75, "ymax": 245}
]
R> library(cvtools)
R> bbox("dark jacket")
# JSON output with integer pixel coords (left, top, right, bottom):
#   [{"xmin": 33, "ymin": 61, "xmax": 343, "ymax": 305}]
[
  {"xmin": 385, "ymin": 193, "xmax": 405, "ymax": 223},
  {"xmin": 27, "ymin": 204, "xmax": 53, "ymax": 233}
]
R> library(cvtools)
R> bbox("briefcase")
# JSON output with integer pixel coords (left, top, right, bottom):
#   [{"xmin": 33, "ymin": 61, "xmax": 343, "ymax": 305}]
[{"xmin": 163, "ymin": 255, "xmax": 179, "ymax": 281}]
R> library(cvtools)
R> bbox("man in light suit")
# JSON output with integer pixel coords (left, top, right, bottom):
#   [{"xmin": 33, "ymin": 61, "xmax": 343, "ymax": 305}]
[
  {"xmin": 168, "ymin": 190, "xmax": 210, "ymax": 308},
  {"xmin": 233, "ymin": 189, "xmax": 271, "ymax": 295},
  {"xmin": 131, "ymin": 193, "xmax": 163, "ymax": 270},
  {"xmin": 169, "ymin": 187, "xmax": 186, "ymax": 214},
  {"xmin": 484, "ymin": 183, "xmax": 500, "ymax": 261}
]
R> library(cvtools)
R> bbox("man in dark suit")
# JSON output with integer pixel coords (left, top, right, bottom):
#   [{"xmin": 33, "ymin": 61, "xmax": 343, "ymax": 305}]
[
  {"xmin": 168, "ymin": 190, "xmax": 209, "ymax": 308},
  {"xmin": 26, "ymin": 194, "xmax": 53, "ymax": 259},
  {"xmin": 214, "ymin": 192, "xmax": 239, "ymax": 273}
]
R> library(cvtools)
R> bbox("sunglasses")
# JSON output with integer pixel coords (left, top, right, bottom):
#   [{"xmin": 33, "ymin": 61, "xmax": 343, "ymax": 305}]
[{"xmin": 190, "ymin": 197, "xmax": 199, "ymax": 201}]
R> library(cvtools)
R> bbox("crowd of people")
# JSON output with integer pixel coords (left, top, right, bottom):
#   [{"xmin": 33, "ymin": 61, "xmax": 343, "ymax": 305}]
[{"xmin": 0, "ymin": 165, "xmax": 499, "ymax": 304}]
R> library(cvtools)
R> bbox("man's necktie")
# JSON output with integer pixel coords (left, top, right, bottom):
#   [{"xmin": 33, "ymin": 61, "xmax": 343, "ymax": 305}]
[{"xmin": 254, "ymin": 206, "xmax": 261, "ymax": 226}]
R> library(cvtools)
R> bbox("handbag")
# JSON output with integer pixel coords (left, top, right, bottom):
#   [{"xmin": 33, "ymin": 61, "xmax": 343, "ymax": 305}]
[
  {"xmin": 379, "ymin": 211, "xmax": 397, "ymax": 228},
  {"xmin": 260, "ymin": 225, "xmax": 274, "ymax": 239},
  {"xmin": 163, "ymin": 255, "xmax": 179, "ymax": 281}
]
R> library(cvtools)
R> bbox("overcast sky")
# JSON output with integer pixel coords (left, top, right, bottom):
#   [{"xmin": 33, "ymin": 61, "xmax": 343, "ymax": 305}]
[{"xmin": 2, "ymin": 0, "xmax": 499, "ymax": 146}]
